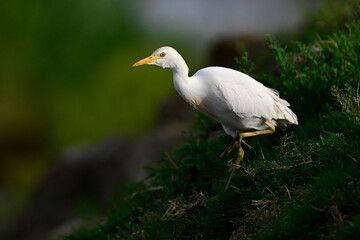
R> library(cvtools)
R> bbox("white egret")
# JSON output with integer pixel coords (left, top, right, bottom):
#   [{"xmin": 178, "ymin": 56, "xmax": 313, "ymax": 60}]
[{"xmin": 133, "ymin": 46, "xmax": 298, "ymax": 190}]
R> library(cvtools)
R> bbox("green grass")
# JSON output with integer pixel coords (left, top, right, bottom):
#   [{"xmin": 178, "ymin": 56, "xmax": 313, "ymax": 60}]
[{"xmin": 66, "ymin": 7, "xmax": 360, "ymax": 240}]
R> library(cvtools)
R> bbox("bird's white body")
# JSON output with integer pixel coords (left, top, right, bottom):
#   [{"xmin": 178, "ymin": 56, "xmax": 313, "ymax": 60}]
[
  {"xmin": 134, "ymin": 46, "xmax": 298, "ymax": 137},
  {"xmin": 174, "ymin": 66, "xmax": 297, "ymax": 137}
]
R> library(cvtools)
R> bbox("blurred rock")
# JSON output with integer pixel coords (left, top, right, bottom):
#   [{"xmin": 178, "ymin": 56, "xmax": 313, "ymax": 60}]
[{"xmin": 208, "ymin": 35, "xmax": 274, "ymax": 69}]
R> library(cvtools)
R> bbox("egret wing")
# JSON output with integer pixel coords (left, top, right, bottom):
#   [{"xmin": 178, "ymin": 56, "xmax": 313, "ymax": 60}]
[{"xmin": 193, "ymin": 67, "xmax": 297, "ymax": 130}]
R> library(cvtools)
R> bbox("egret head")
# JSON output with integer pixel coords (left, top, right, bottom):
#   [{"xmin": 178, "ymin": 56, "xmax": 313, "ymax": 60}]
[{"xmin": 133, "ymin": 46, "xmax": 188, "ymax": 72}]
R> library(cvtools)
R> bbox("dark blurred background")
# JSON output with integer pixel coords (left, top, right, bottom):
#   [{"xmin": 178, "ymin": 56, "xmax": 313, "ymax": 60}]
[{"xmin": 0, "ymin": 0, "xmax": 355, "ymax": 239}]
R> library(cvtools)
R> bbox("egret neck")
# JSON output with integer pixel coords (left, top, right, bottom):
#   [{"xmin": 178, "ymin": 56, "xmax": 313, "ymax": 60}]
[{"xmin": 171, "ymin": 56, "xmax": 191, "ymax": 100}]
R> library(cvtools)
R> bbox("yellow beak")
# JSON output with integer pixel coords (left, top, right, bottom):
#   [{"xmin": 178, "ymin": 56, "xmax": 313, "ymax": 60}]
[{"xmin": 132, "ymin": 55, "xmax": 160, "ymax": 67}]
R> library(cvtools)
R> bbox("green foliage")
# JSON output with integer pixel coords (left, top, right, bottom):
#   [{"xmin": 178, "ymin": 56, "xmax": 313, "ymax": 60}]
[
  {"xmin": 235, "ymin": 52, "xmax": 256, "ymax": 76},
  {"xmin": 331, "ymin": 83, "xmax": 360, "ymax": 125},
  {"xmin": 67, "ymin": 12, "xmax": 360, "ymax": 240},
  {"xmin": 264, "ymin": 21, "xmax": 360, "ymax": 121}
]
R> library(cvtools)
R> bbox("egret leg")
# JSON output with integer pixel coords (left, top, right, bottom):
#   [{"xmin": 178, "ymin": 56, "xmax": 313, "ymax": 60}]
[
  {"xmin": 225, "ymin": 139, "xmax": 245, "ymax": 190},
  {"xmin": 239, "ymin": 120, "xmax": 275, "ymax": 139},
  {"xmin": 224, "ymin": 120, "xmax": 275, "ymax": 191}
]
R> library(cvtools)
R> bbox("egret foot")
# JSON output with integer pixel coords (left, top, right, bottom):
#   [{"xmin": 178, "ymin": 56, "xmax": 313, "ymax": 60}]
[
  {"xmin": 219, "ymin": 137, "xmax": 255, "ymax": 159},
  {"xmin": 223, "ymin": 120, "xmax": 276, "ymax": 191},
  {"xmin": 219, "ymin": 135, "xmax": 239, "ymax": 158}
]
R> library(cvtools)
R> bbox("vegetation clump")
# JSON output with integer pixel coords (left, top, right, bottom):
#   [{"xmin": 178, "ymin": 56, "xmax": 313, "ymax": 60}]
[{"xmin": 67, "ymin": 13, "xmax": 360, "ymax": 240}]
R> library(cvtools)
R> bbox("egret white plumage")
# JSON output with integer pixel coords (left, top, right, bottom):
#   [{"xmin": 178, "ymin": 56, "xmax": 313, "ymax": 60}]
[{"xmin": 133, "ymin": 46, "xmax": 298, "ymax": 190}]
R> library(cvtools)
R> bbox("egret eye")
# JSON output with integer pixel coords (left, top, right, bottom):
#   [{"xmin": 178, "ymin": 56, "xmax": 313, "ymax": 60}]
[{"xmin": 160, "ymin": 52, "xmax": 166, "ymax": 57}]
